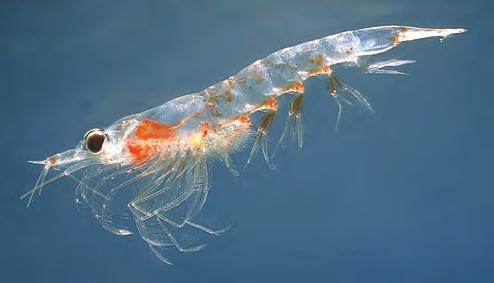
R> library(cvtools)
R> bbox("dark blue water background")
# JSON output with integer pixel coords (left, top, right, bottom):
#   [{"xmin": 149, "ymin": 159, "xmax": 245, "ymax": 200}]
[{"xmin": 1, "ymin": 0, "xmax": 492, "ymax": 282}]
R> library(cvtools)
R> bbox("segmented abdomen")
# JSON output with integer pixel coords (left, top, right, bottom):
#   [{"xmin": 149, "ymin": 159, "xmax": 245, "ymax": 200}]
[{"xmin": 200, "ymin": 30, "xmax": 365, "ymax": 121}]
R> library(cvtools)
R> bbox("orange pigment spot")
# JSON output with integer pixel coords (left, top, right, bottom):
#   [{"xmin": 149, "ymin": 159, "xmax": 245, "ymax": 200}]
[
  {"xmin": 239, "ymin": 115, "xmax": 250, "ymax": 125},
  {"xmin": 134, "ymin": 119, "xmax": 177, "ymax": 140},
  {"xmin": 391, "ymin": 33, "xmax": 400, "ymax": 45},
  {"xmin": 392, "ymin": 28, "xmax": 408, "ymax": 46},
  {"xmin": 309, "ymin": 54, "xmax": 324, "ymax": 66},
  {"xmin": 224, "ymin": 90, "xmax": 233, "ymax": 103},
  {"xmin": 126, "ymin": 140, "xmax": 157, "ymax": 164},
  {"xmin": 393, "ymin": 27, "xmax": 408, "ymax": 46},
  {"xmin": 308, "ymin": 65, "xmax": 331, "ymax": 76},
  {"xmin": 281, "ymin": 81, "xmax": 304, "ymax": 94},
  {"xmin": 126, "ymin": 119, "xmax": 177, "ymax": 163},
  {"xmin": 199, "ymin": 122, "xmax": 209, "ymax": 137},
  {"xmin": 293, "ymin": 81, "xmax": 304, "ymax": 93},
  {"xmin": 264, "ymin": 97, "xmax": 278, "ymax": 110}
]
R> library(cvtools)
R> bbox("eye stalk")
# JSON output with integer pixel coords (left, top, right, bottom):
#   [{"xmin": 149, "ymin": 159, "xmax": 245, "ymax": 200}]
[{"xmin": 84, "ymin": 128, "xmax": 106, "ymax": 154}]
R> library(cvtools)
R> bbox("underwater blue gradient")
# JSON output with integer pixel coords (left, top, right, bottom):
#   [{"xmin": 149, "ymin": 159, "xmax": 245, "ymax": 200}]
[{"xmin": 1, "ymin": 0, "xmax": 492, "ymax": 282}]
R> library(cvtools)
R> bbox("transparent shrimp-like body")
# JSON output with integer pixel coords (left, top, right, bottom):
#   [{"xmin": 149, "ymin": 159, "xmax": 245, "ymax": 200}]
[{"xmin": 22, "ymin": 26, "xmax": 466, "ymax": 264}]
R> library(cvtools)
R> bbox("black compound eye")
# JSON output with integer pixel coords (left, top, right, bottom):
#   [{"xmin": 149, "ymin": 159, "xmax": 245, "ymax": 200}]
[{"xmin": 84, "ymin": 129, "xmax": 106, "ymax": 154}]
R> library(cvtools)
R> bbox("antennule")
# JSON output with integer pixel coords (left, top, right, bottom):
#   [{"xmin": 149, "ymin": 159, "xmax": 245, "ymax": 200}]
[{"xmin": 28, "ymin": 160, "xmax": 47, "ymax": 165}]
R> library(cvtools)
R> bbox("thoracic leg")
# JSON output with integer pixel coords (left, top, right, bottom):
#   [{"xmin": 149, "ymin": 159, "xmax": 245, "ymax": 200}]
[
  {"xmin": 157, "ymin": 217, "xmax": 207, "ymax": 253},
  {"xmin": 185, "ymin": 220, "xmax": 231, "ymax": 236},
  {"xmin": 327, "ymin": 72, "xmax": 374, "ymax": 130},
  {"xmin": 245, "ymin": 105, "xmax": 278, "ymax": 169},
  {"xmin": 360, "ymin": 57, "xmax": 415, "ymax": 75},
  {"xmin": 158, "ymin": 213, "xmax": 228, "ymax": 236},
  {"xmin": 273, "ymin": 92, "xmax": 305, "ymax": 159},
  {"xmin": 148, "ymin": 244, "xmax": 174, "ymax": 265}
]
